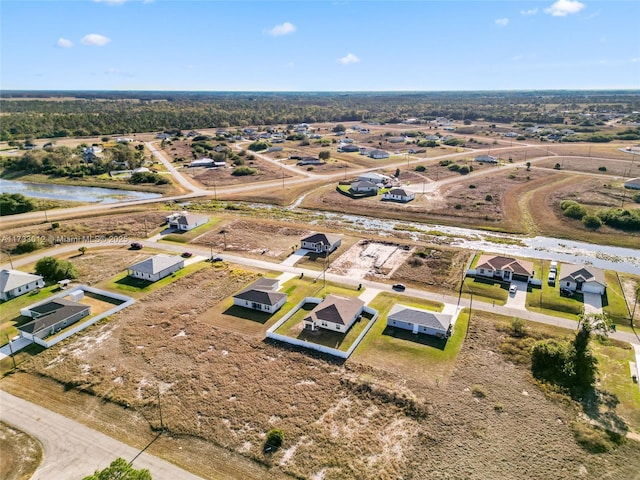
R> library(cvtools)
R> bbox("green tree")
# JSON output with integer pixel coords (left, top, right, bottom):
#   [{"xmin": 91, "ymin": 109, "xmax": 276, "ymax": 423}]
[
  {"xmin": 582, "ymin": 214, "xmax": 602, "ymax": 230},
  {"xmin": 35, "ymin": 256, "xmax": 78, "ymax": 281},
  {"xmin": 79, "ymin": 246, "xmax": 87, "ymax": 255},
  {"xmin": 0, "ymin": 193, "xmax": 36, "ymax": 216},
  {"xmin": 318, "ymin": 150, "xmax": 331, "ymax": 161},
  {"xmin": 82, "ymin": 458, "xmax": 151, "ymax": 480},
  {"xmin": 264, "ymin": 429, "xmax": 285, "ymax": 452}
]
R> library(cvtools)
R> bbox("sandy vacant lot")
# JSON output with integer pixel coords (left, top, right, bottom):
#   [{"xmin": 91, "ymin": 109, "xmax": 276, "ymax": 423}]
[{"xmin": 329, "ymin": 240, "xmax": 413, "ymax": 279}]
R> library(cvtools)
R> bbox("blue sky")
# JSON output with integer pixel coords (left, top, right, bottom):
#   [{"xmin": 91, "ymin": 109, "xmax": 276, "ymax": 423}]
[{"xmin": 1, "ymin": 0, "xmax": 639, "ymax": 91}]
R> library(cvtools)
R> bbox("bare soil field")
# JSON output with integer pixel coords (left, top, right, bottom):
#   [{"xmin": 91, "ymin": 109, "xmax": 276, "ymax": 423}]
[
  {"xmin": 535, "ymin": 156, "xmax": 640, "ymax": 178},
  {"xmin": 190, "ymin": 218, "xmax": 313, "ymax": 261},
  {"xmin": 182, "ymin": 159, "xmax": 294, "ymax": 188},
  {"xmin": 526, "ymin": 175, "xmax": 640, "ymax": 248},
  {"xmin": 4, "ymin": 276, "xmax": 640, "ymax": 479},
  {"xmin": 0, "ymin": 421, "xmax": 42, "ymax": 480},
  {"xmin": 328, "ymin": 240, "xmax": 413, "ymax": 280}
]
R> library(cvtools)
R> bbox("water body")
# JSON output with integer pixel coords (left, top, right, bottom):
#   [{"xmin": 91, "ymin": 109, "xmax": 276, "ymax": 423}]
[
  {"xmin": 0, "ymin": 178, "xmax": 162, "ymax": 204},
  {"xmin": 305, "ymin": 212, "xmax": 640, "ymax": 275}
]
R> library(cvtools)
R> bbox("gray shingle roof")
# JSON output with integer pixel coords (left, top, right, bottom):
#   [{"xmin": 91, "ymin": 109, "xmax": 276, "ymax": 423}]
[
  {"xmin": 304, "ymin": 295, "xmax": 364, "ymax": 326},
  {"xmin": 302, "ymin": 233, "xmax": 342, "ymax": 247},
  {"xmin": 387, "ymin": 304, "xmax": 452, "ymax": 331},
  {"xmin": 20, "ymin": 299, "xmax": 90, "ymax": 334},
  {"xmin": 0, "ymin": 269, "xmax": 43, "ymax": 295},
  {"xmin": 128, "ymin": 255, "xmax": 184, "ymax": 275},
  {"xmin": 476, "ymin": 255, "xmax": 534, "ymax": 277},
  {"xmin": 559, "ymin": 264, "xmax": 606, "ymax": 285},
  {"xmin": 233, "ymin": 278, "xmax": 285, "ymax": 306}
]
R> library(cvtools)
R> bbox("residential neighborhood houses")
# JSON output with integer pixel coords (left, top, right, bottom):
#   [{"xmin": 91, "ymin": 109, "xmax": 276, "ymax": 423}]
[
  {"xmin": 232, "ymin": 278, "xmax": 287, "ymax": 313},
  {"xmin": 166, "ymin": 212, "xmax": 209, "ymax": 231},
  {"xmin": 300, "ymin": 233, "xmax": 342, "ymax": 254},
  {"xmin": 19, "ymin": 297, "xmax": 91, "ymax": 342},
  {"xmin": 387, "ymin": 304, "xmax": 453, "ymax": 338},
  {"xmin": 559, "ymin": 264, "xmax": 606, "ymax": 295},
  {"xmin": 302, "ymin": 294, "xmax": 365, "ymax": 333},
  {"xmin": 474, "ymin": 254, "xmax": 535, "ymax": 283}
]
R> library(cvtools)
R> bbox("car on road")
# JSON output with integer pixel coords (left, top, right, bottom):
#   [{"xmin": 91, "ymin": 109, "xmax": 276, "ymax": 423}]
[
  {"xmin": 182, "ymin": 252, "xmax": 193, "ymax": 258},
  {"xmin": 130, "ymin": 242, "xmax": 143, "ymax": 250},
  {"xmin": 211, "ymin": 256, "xmax": 224, "ymax": 262},
  {"xmin": 509, "ymin": 284, "xmax": 518, "ymax": 294},
  {"xmin": 392, "ymin": 283, "xmax": 406, "ymax": 291}
]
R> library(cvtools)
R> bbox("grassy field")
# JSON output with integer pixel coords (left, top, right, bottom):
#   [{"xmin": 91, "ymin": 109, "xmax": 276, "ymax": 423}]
[
  {"xmin": 0, "ymin": 421, "xmax": 42, "ymax": 480},
  {"xmin": 526, "ymin": 261, "xmax": 584, "ymax": 320},
  {"xmin": 603, "ymin": 271, "xmax": 632, "ymax": 325},
  {"xmin": 462, "ymin": 276, "xmax": 509, "ymax": 304}
]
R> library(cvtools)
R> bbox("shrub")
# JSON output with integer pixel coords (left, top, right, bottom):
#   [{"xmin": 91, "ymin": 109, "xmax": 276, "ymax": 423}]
[
  {"xmin": 598, "ymin": 166, "xmax": 607, "ymax": 172},
  {"xmin": 597, "ymin": 208, "xmax": 640, "ymax": 231},
  {"xmin": 634, "ymin": 193, "xmax": 640, "ymax": 203},
  {"xmin": 471, "ymin": 384, "xmax": 487, "ymax": 398},
  {"xmin": 0, "ymin": 193, "xmax": 36, "ymax": 216},
  {"xmin": 264, "ymin": 429, "xmax": 285, "ymax": 452},
  {"xmin": 439, "ymin": 159, "xmax": 451, "ymax": 167},
  {"xmin": 415, "ymin": 165, "xmax": 427, "ymax": 172},
  {"xmin": 571, "ymin": 421, "xmax": 625, "ymax": 453},
  {"xmin": 51, "ymin": 222, "xmax": 60, "ymax": 229},
  {"xmin": 469, "ymin": 184, "xmax": 476, "ymax": 189},
  {"xmin": 35, "ymin": 256, "xmax": 78, "ymax": 281},
  {"xmin": 232, "ymin": 166, "xmax": 258, "ymax": 176},
  {"xmin": 13, "ymin": 240, "xmax": 44, "ymax": 254},
  {"xmin": 454, "ymin": 204, "xmax": 462, "ymax": 210},
  {"xmin": 485, "ymin": 194, "xmax": 493, "ymax": 201},
  {"xmin": 509, "ymin": 318, "xmax": 527, "ymax": 337},
  {"xmin": 554, "ymin": 163, "xmax": 562, "ymax": 170},
  {"xmin": 582, "ymin": 214, "xmax": 602, "ymax": 230},
  {"xmin": 130, "ymin": 172, "xmax": 170, "ymax": 185},
  {"xmin": 447, "ymin": 163, "xmax": 460, "ymax": 171},
  {"xmin": 458, "ymin": 166, "xmax": 470, "ymax": 175},
  {"xmin": 247, "ymin": 141, "xmax": 269, "ymax": 152}
]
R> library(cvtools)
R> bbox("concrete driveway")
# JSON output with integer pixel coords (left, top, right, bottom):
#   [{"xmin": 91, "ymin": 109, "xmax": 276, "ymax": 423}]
[
  {"xmin": 505, "ymin": 280, "xmax": 529, "ymax": 310},
  {"xmin": 583, "ymin": 292, "xmax": 603, "ymax": 315},
  {"xmin": 280, "ymin": 248, "xmax": 309, "ymax": 266}
]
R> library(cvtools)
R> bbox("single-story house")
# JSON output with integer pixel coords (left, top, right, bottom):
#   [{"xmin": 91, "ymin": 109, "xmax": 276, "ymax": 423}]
[
  {"xmin": 301, "ymin": 233, "xmax": 342, "ymax": 254},
  {"xmin": 340, "ymin": 137, "xmax": 354, "ymax": 144},
  {"xmin": 156, "ymin": 133, "xmax": 171, "ymax": 139},
  {"xmin": 475, "ymin": 255, "xmax": 534, "ymax": 283},
  {"xmin": 388, "ymin": 136, "xmax": 406, "ymax": 144},
  {"xmin": 382, "ymin": 188, "xmax": 415, "ymax": 203},
  {"xmin": 475, "ymin": 155, "xmax": 498, "ymax": 163},
  {"xmin": 369, "ymin": 149, "xmax": 390, "ymax": 159},
  {"xmin": 350, "ymin": 180, "xmax": 379, "ymax": 194},
  {"xmin": 559, "ymin": 264, "xmax": 606, "ymax": 295},
  {"xmin": 0, "ymin": 269, "xmax": 45, "ymax": 301},
  {"xmin": 232, "ymin": 278, "xmax": 287, "ymax": 313},
  {"xmin": 166, "ymin": 212, "xmax": 209, "ymax": 231},
  {"xmin": 82, "ymin": 146, "xmax": 103, "ymax": 163},
  {"xmin": 387, "ymin": 304, "xmax": 453, "ymax": 338},
  {"xmin": 127, "ymin": 254, "xmax": 185, "ymax": 282},
  {"xmin": 267, "ymin": 146, "xmax": 283, "ymax": 152},
  {"xmin": 303, "ymin": 295, "xmax": 365, "ymax": 333},
  {"xmin": 297, "ymin": 157, "xmax": 324, "ymax": 166},
  {"xmin": 357, "ymin": 172, "xmax": 390, "ymax": 185},
  {"xmin": 624, "ymin": 177, "xmax": 640, "ymax": 190},
  {"xmin": 19, "ymin": 297, "xmax": 90, "ymax": 341},
  {"xmin": 190, "ymin": 158, "xmax": 215, "ymax": 168},
  {"xmin": 503, "ymin": 132, "xmax": 519, "ymax": 138},
  {"xmin": 338, "ymin": 144, "xmax": 360, "ymax": 153}
]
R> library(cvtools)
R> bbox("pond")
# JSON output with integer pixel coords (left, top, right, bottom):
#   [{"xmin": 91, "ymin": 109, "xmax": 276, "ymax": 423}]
[{"xmin": 0, "ymin": 178, "xmax": 162, "ymax": 204}]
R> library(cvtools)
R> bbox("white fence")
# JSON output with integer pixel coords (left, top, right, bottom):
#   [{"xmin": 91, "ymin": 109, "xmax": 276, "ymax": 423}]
[
  {"xmin": 266, "ymin": 297, "xmax": 379, "ymax": 359},
  {"xmin": 22, "ymin": 285, "xmax": 134, "ymax": 349}
]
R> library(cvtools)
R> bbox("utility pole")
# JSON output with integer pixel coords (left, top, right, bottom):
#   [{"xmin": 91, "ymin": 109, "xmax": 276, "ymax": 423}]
[
  {"xmin": 5, "ymin": 334, "xmax": 16, "ymax": 370},
  {"xmin": 631, "ymin": 289, "xmax": 639, "ymax": 326},
  {"xmin": 282, "ymin": 166, "xmax": 285, "ymax": 189},
  {"xmin": 7, "ymin": 251, "xmax": 14, "ymax": 269},
  {"xmin": 144, "ymin": 218, "xmax": 148, "ymax": 238},
  {"xmin": 157, "ymin": 384, "xmax": 164, "ymax": 432},
  {"xmin": 213, "ymin": 178, "xmax": 217, "ymax": 201}
]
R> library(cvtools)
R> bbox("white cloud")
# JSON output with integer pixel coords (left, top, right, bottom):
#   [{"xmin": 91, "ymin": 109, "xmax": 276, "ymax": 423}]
[
  {"xmin": 338, "ymin": 53, "xmax": 360, "ymax": 65},
  {"xmin": 57, "ymin": 38, "xmax": 73, "ymax": 48},
  {"xmin": 495, "ymin": 18, "xmax": 509, "ymax": 27},
  {"xmin": 93, "ymin": 0, "xmax": 128, "ymax": 4},
  {"xmin": 545, "ymin": 0, "xmax": 585, "ymax": 17},
  {"xmin": 520, "ymin": 8, "xmax": 538, "ymax": 15},
  {"xmin": 267, "ymin": 22, "xmax": 296, "ymax": 36},
  {"xmin": 81, "ymin": 34, "xmax": 111, "ymax": 46},
  {"xmin": 632, "ymin": 58, "xmax": 640, "ymax": 63}
]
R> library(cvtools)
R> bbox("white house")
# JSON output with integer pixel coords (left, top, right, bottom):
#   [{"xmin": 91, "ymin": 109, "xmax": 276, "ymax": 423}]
[
  {"xmin": 350, "ymin": 180, "xmax": 379, "ymax": 194},
  {"xmin": 475, "ymin": 155, "xmax": 498, "ymax": 163},
  {"xmin": 303, "ymin": 295, "xmax": 365, "ymax": 333},
  {"xmin": 382, "ymin": 188, "xmax": 415, "ymax": 203},
  {"xmin": 0, "ymin": 269, "xmax": 45, "ymax": 301},
  {"xmin": 387, "ymin": 304, "xmax": 453, "ymax": 338},
  {"xmin": 624, "ymin": 177, "xmax": 640, "ymax": 190},
  {"xmin": 504, "ymin": 132, "xmax": 519, "ymax": 138},
  {"xmin": 232, "ymin": 278, "xmax": 287, "ymax": 313},
  {"xmin": 19, "ymin": 298, "xmax": 91, "ymax": 341},
  {"xmin": 368, "ymin": 149, "xmax": 390, "ymax": 159},
  {"xmin": 475, "ymin": 255, "xmax": 534, "ymax": 283},
  {"xmin": 166, "ymin": 212, "xmax": 209, "ymax": 231},
  {"xmin": 559, "ymin": 264, "xmax": 606, "ymax": 295},
  {"xmin": 301, "ymin": 233, "xmax": 342, "ymax": 254},
  {"xmin": 127, "ymin": 255, "xmax": 184, "ymax": 282}
]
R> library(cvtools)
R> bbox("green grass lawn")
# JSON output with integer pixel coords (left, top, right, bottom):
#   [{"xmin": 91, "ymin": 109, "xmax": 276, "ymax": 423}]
[
  {"xmin": 591, "ymin": 339, "xmax": 640, "ymax": 434},
  {"xmin": 462, "ymin": 276, "xmax": 508, "ymax": 305},
  {"xmin": 351, "ymin": 292, "xmax": 466, "ymax": 383},
  {"xmin": 527, "ymin": 261, "xmax": 584, "ymax": 320},
  {"xmin": 603, "ymin": 271, "xmax": 632, "ymax": 325},
  {"xmin": 161, "ymin": 218, "xmax": 221, "ymax": 243},
  {"xmin": 98, "ymin": 262, "xmax": 208, "ymax": 298},
  {"xmin": 0, "ymin": 284, "xmax": 61, "ymax": 345}
]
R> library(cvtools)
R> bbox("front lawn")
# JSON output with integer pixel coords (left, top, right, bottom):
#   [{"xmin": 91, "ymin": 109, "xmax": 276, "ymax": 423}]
[
  {"xmin": 462, "ymin": 276, "xmax": 509, "ymax": 304},
  {"xmin": 161, "ymin": 218, "xmax": 221, "ymax": 243}
]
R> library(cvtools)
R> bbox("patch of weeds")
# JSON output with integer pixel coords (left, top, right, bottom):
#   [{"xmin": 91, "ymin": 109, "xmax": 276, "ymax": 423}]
[
  {"xmin": 471, "ymin": 384, "xmax": 487, "ymax": 398},
  {"xmin": 571, "ymin": 421, "xmax": 625, "ymax": 453}
]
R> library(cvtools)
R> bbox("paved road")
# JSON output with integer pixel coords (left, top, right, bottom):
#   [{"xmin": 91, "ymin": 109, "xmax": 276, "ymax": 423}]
[{"xmin": 0, "ymin": 390, "xmax": 203, "ymax": 480}]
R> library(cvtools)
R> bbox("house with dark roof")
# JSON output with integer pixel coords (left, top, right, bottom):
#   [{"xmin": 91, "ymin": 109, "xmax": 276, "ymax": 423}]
[
  {"xmin": 338, "ymin": 144, "xmax": 360, "ymax": 153},
  {"xmin": 166, "ymin": 212, "xmax": 209, "ymax": 231},
  {"xmin": 19, "ymin": 297, "xmax": 90, "ymax": 341},
  {"xmin": 127, "ymin": 254, "xmax": 184, "ymax": 282},
  {"xmin": 0, "ymin": 269, "xmax": 44, "ymax": 301},
  {"xmin": 233, "ymin": 278, "xmax": 287, "ymax": 313},
  {"xmin": 303, "ymin": 295, "xmax": 365, "ymax": 333},
  {"xmin": 301, "ymin": 233, "xmax": 342, "ymax": 254},
  {"xmin": 368, "ymin": 149, "xmax": 390, "ymax": 159},
  {"xmin": 624, "ymin": 177, "xmax": 640, "ymax": 190},
  {"xmin": 387, "ymin": 304, "xmax": 453, "ymax": 338},
  {"xmin": 474, "ymin": 154, "xmax": 498, "ymax": 163},
  {"xmin": 382, "ymin": 188, "xmax": 415, "ymax": 203},
  {"xmin": 559, "ymin": 264, "xmax": 606, "ymax": 295},
  {"xmin": 475, "ymin": 255, "xmax": 534, "ymax": 283}
]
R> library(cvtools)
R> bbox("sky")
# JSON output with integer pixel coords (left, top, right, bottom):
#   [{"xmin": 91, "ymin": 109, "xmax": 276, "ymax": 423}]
[{"xmin": 1, "ymin": 0, "xmax": 639, "ymax": 91}]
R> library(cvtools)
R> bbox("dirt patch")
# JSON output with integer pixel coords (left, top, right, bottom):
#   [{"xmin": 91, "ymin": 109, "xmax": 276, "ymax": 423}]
[
  {"xmin": 392, "ymin": 246, "xmax": 472, "ymax": 292},
  {"xmin": 329, "ymin": 240, "xmax": 413, "ymax": 279},
  {"xmin": 190, "ymin": 218, "xmax": 313, "ymax": 261},
  {"xmin": 70, "ymin": 248, "xmax": 151, "ymax": 285},
  {"xmin": 0, "ymin": 421, "xmax": 42, "ymax": 480}
]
